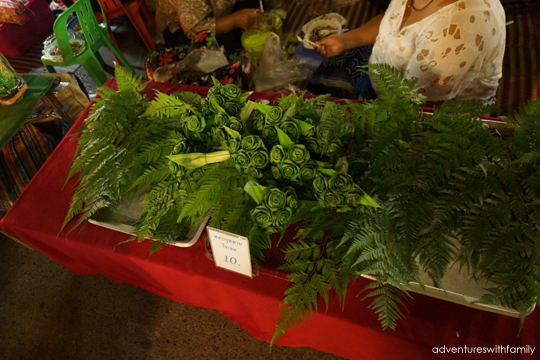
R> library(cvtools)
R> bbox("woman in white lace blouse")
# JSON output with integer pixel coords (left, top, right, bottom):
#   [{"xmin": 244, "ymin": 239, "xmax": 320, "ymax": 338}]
[{"xmin": 307, "ymin": 0, "xmax": 506, "ymax": 105}]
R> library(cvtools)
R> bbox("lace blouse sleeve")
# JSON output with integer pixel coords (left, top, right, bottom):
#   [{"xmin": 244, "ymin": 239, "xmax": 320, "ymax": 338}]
[{"xmin": 405, "ymin": 4, "xmax": 505, "ymax": 101}]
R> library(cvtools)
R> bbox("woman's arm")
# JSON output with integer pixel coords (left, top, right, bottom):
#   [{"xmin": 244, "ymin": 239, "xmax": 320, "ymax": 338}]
[
  {"xmin": 215, "ymin": 8, "xmax": 260, "ymax": 35},
  {"xmin": 316, "ymin": 14, "xmax": 384, "ymax": 58},
  {"xmin": 178, "ymin": 1, "xmax": 259, "ymax": 38}
]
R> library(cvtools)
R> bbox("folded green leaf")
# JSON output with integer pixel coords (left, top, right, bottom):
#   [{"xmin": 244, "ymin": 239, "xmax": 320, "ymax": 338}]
[{"xmin": 167, "ymin": 150, "xmax": 230, "ymax": 169}]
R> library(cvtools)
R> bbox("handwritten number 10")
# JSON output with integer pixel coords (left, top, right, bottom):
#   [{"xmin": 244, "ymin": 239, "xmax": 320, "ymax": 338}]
[{"xmin": 224, "ymin": 255, "xmax": 237, "ymax": 265}]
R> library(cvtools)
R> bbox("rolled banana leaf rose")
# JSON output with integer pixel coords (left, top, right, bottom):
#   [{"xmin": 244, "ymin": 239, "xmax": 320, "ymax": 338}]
[
  {"xmin": 345, "ymin": 191, "xmax": 363, "ymax": 206},
  {"xmin": 250, "ymin": 149, "xmax": 270, "ymax": 169},
  {"xmin": 262, "ymin": 186, "xmax": 287, "ymax": 211},
  {"xmin": 288, "ymin": 144, "xmax": 310, "ymax": 166},
  {"xmin": 274, "ymin": 207, "xmax": 293, "ymax": 228},
  {"xmin": 168, "ymin": 160, "xmax": 185, "ymax": 182},
  {"xmin": 313, "ymin": 173, "xmax": 329, "ymax": 194},
  {"xmin": 280, "ymin": 160, "xmax": 300, "ymax": 181},
  {"xmin": 262, "ymin": 125, "xmax": 279, "ymax": 143},
  {"xmin": 270, "ymin": 145, "xmax": 286, "ymax": 164},
  {"xmin": 207, "ymin": 94, "xmax": 225, "ymax": 113},
  {"xmin": 207, "ymin": 83, "xmax": 222, "ymax": 97},
  {"xmin": 253, "ymin": 114, "xmax": 266, "ymax": 132},
  {"xmin": 233, "ymin": 149, "xmax": 251, "ymax": 169},
  {"xmin": 328, "ymin": 173, "xmax": 354, "ymax": 194},
  {"xmin": 172, "ymin": 140, "xmax": 193, "ymax": 155},
  {"xmin": 325, "ymin": 141, "xmax": 342, "ymax": 157},
  {"xmin": 228, "ymin": 138, "xmax": 241, "ymax": 155},
  {"xmin": 220, "ymin": 83, "xmax": 242, "ymax": 100},
  {"xmin": 184, "ymin": 114, "xmax": 206, "ymax": 133},
  {"xmin": 251, "ymin": 206, "xmax": 276, "ymax": 231},
  {"xmin": 241, "ymin": 135, "xmax": 265, "ymax": 151},
  {"xmin": 247, "ymin": 167, "xmax": 264, "ymax": 179},
  {"xmin": 168, "ymin": 140, "xmax": 192, "ymax": 181},
  {"xmin": 304, "ymin": 136, "xmax": 323, "ymax": 155},
  {"xmin": 325, "ymin": 192, "xmax": 344, "ymax": 208},
  {"xmin": 213, "ymin": 112, "xmax": 228, "ymax": 127},
  {"xmin": 210, "ymin": 127, "xmax": 227, "ymax": 144},
  {"xmin": 224, "ymin": 101, "xmax": 242, "ymax": 116},
  {"xmin": 279, "ymin": 119, "xmax": 301, "ymax": 140},
  {"xmin": 188, "ymin": 131, "xmax": 209, "ymax": 143},
  {"xmin": 271, "ymin": 165, "xmax": 282, "ymax": 180},
  {"xmin": 316, "ymin": 121, "xmax": 337, "ymax": 143},
  {"xmin": 283, "ymin": 186, "xmax": 298, "ymax": 209},
  {"xmin": 299, "ymin": 161, "xmax": 318, "ymax": 182},
  {"xmin": 226, "ymin": 116, "xmax": 245, "ymax": 134},
  {"xmin": 265, "ymin": 106, "xmax": 285, "ymax": 126}
]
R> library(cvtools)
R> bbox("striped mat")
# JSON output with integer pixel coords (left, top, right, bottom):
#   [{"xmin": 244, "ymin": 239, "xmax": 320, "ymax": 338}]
[
  {"xmin": 5, "ymin": 32, "xmax": 79, "ymax": 75},
  {"xmin": 495, "ymin": 12, "xmax": 539, "ymax": 117},
  {"xmin": 0, "ymin": 122, "xmax": 62, "ymax": 211}
]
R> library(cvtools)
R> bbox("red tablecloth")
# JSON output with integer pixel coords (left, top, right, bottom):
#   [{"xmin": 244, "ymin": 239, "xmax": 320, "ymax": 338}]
[{"xmin": 2, "ymin": 79, "xmax": 539, "ymax": 360}]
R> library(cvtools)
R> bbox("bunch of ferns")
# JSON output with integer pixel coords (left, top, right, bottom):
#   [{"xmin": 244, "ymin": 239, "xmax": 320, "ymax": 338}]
[
  {"xmin": 62, "ymin": 66, "xmax": 151, "ymax": 232},
  {"xmin": 339, "ymin": 64, "xmax": 540, "ymax": 332},
  {"xmin": 272, "ymin": 64, "xmax": 540, "ymax": 340}
]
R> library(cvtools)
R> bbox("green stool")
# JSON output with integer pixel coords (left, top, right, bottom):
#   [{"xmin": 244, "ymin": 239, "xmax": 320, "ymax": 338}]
[{"xmin": 41, "ymin": 0, "xmax": 135, "ymax": 87}]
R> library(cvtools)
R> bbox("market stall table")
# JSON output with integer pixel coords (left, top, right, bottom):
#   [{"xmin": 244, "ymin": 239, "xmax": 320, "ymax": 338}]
[{"xmin": 1, "ymin": 79, "xmax": 539, "ymax": 360}]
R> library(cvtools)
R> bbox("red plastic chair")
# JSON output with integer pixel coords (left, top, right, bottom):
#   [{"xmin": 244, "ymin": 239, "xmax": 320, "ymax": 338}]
[{"xmin": 98, "ymin": 0, "xmax": 156, "ymax": 51}]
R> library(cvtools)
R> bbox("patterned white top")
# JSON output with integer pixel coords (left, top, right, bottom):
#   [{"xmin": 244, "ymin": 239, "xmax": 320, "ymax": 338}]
[{"xmin": 369, "ymin": 0, "xmax": 506, "ymax": 104}]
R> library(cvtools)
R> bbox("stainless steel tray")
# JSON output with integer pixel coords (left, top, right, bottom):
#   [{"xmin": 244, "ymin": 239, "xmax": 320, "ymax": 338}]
[
  {"xmin": 362, "ymin": 236, "xmax": 536, "ymax": 318},
  {"xmin": 88, "ymin": 189, "xmax": 210, "ymax": 248}
]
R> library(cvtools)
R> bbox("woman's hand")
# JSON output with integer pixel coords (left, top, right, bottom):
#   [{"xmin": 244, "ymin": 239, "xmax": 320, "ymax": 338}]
[
  {"xmin": 233, "ymin": 8, "xmax": 260, "ymax": 30},
  {"xmin": 316, "ymin": 35, "xmax": 347, "ymax": 58}
]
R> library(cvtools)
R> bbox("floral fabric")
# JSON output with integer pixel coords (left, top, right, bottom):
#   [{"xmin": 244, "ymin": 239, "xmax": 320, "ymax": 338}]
[
  {"xmin": 370, "ymin": 0, "xmax": 506, "ymax": 104},
  {"xmin": 145, "ymin": 30, "xmax": 243, "ymax": 87},
  {"xmin": 0, "ymin": 0, "xmax": 31, "ymax": 25},
  {"xmin": 155, "ymin": 0, "xmax": 235, "ymax": 43}
]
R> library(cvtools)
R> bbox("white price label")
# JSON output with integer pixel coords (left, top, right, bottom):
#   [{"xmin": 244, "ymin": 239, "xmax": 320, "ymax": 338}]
[{"xmin": 207, "ymin": 226, "xmax": 252, "ymax": 278}]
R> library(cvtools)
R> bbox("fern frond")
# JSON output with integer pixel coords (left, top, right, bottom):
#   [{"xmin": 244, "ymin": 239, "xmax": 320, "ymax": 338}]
[
  {"xmin": 361, "ymin": 281, "xmax": 410, "ymax": 331},
  {"xmin": 115, "ymin": 64, "xmax": 147, "ymax": 94},
  {"xmin": 144, "ymin": 90, "xmax": 195, "ymax": 119}
]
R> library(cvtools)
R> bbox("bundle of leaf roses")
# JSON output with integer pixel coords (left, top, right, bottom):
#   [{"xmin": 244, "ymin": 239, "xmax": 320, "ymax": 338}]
[{"xmin": 165, "ymin": 80, "xmax": 379, "ymax": 236}]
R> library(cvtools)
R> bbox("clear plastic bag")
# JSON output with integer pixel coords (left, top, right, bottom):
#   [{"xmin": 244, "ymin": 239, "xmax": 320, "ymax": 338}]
[
  {"xmin": 152, "ymin": 31, "xmax": 228, "ymax": 83},
  {"xmin": 42, "ymin": 31, "xmax": 86, "ymax": 61},
  {"xmin": 258, "ymin": 32, "xmax": 286, "ymax": 72},
  {"xmin": 152, "ymin": 48, "xmax": 229, "ymax": 83},
  {"xmin": 253, "ymin": 33, "xmax": 312, "ymax": 92}
]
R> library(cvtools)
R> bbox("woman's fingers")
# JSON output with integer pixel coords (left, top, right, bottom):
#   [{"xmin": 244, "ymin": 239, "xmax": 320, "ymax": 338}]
[{"xmin": 236, "ymin": 8, "xmax": 260, "ymax": 29}]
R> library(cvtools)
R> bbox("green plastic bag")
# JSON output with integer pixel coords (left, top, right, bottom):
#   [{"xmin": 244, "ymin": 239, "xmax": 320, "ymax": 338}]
[{"xmin": 241, "ymin": 12, "xmax": 283, "ymax": 61}]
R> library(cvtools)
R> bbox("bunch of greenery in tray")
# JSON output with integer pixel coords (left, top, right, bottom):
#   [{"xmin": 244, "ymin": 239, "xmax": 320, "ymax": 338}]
[{"xmin": 62, "ymin": 65, "xmax": 540, "ymax": 343}]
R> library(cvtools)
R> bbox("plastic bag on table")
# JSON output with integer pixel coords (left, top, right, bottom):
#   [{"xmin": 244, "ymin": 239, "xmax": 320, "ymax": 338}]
[
  {"xmin": 42, "ymin": 31, "xmax": 86, "ymax": 61},
  {"xmin": 152, "ymin": 30, "xmax": 229, "ymax": 83},
  {"xmin": 152, "ymin": 48, "xmax": 229, "ymax": 83},
  {"xmin": 253, "ymin": 33, "xmax": 312, "ymax": 92},
  {"xmin": 258, "ymin": 32, "xmax": 286, "ymax": 72},
  {"xmin": 253, "ymin": 59, "xmax": 312, "ymax": 92}
]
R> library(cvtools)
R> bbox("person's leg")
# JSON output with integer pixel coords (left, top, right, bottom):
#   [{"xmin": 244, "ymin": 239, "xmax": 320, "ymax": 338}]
[
  {"xmin": 163, "ymin": 28, "xmax": 191, "ymax": 46},
  {"xmin": 306, "ymin": 46, "xmax": 375, "ymax": 100}
]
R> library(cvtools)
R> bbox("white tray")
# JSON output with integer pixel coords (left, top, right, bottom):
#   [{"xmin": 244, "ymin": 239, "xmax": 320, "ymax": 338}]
[
  {"xmin": 88, "ymin": 188, "xmax": 210, "ymax": 248},
  {"xmin": 362, "ymin": 241, "xmax": 536, "ymax": 318}
]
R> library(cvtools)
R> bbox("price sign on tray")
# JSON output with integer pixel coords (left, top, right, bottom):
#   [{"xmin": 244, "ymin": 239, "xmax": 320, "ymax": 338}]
[{"xmin": 207, "ymin": 227, "xmax": 252, "ymax": 278}]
